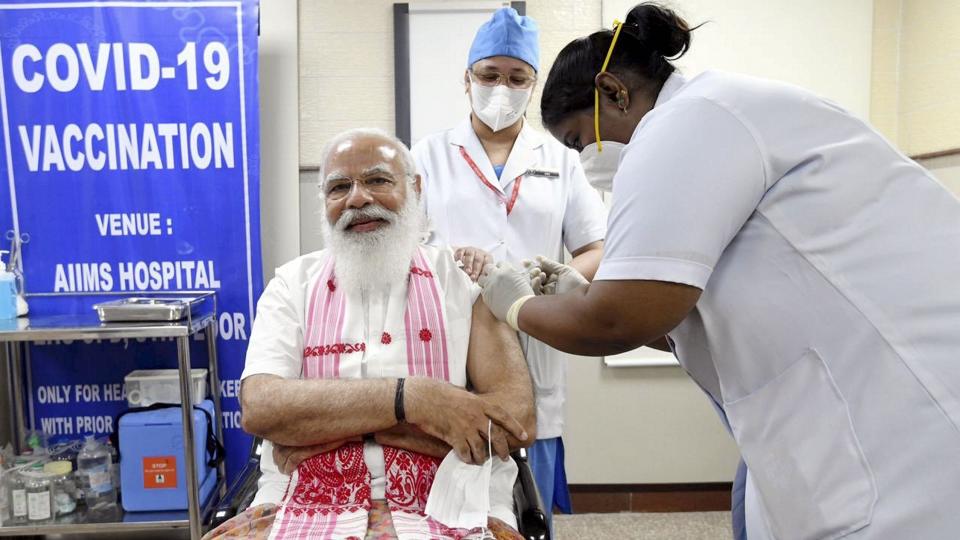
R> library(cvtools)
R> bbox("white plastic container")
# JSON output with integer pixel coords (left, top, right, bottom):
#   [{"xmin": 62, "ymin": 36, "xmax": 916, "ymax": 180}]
[{"xmin": 125, "ymin": 369, "xmax": 208, "ymax": 407}]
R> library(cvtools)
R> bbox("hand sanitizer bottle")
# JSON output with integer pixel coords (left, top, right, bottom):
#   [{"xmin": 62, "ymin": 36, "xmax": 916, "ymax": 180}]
[{"xmin": 0, "ymin": 251, "xmax": 17, "ymax": 320}]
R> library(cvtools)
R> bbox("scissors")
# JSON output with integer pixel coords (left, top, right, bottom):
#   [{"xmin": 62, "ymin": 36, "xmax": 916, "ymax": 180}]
[
  {"xmin": 5, "ymin": 230, "xmax": 30, "ymax": 244},
  {"xmin": 5, "ymin": 230, "xmax": 29, "ymax": 271},
  {"xmin": 5, "ymin": 230, "xmax": 29, "ymax": 243}
]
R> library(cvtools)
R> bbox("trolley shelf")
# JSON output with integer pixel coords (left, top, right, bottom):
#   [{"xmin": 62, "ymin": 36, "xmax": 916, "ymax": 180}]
[{"xmin": 0, "ymin": 292, "xmax": 224, "ymax": 539}]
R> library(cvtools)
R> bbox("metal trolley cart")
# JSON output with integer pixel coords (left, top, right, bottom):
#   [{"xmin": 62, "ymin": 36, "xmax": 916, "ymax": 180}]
[{"xmin": 0, "ymin": 292, "xmax": 223, "ymax": 539}]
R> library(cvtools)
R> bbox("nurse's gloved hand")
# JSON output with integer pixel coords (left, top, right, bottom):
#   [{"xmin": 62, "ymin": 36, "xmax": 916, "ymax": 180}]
[
  {"xmin": 536, "ymin": 256, "xmax": 588, "ymax": 295},
  {"xmin": 522, "ymin": 260, "xmax": 548, "ymax": 295},
  {"xmin": 478, "ymin": 262, "xmax": 535, "ymax": 324}
]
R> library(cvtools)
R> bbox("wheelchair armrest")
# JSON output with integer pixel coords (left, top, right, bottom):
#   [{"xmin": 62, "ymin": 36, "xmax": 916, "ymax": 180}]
[
  {"xmin": 209, "ymin": 438, "xmax": 264, "ymax": 529},
  {"xmin": 512, "ymin": 448, "xmax": 550, "ymax": 540}
]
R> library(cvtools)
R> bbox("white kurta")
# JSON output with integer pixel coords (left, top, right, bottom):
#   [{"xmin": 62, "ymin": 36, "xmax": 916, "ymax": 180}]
[
  {"xmin": 412, "ymin": 117, "xmax": 608, "ymax": 438},
  {"xmin": 241, "ymin": 245, "xmax": 514, "ymax": 525},
  {"xmin": 597, "ymin": 70, "xmax": 960, "ymax": 538}
]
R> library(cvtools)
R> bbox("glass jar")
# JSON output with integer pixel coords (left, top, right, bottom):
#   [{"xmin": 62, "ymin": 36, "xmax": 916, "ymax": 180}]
[
  {"xmin": 4, "ymin": 459, "xmax": 29, "ymax": 525},
  {"xmin": 21, "ymin": 463, "xmax": 53, "ymax": 525},
  {"xmin": 43, "ymin": 461, "xmax": 77, "ymax": 517},
  {"xmin": 0, "ymin": 465, "xmax": 8, "ymax": 525}
]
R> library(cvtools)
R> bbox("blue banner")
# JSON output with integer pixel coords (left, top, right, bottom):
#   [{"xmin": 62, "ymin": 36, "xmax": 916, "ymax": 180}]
[{"xmin": 0, "ymin": 0, "xmax": 262, "ymax": 482}]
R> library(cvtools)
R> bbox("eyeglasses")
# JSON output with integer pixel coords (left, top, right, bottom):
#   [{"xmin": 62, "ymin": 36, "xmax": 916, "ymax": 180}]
[
  {"xmin": 469, "ymin": 69, "xmax": 537, "ymax": 89},
  {"xmin": 324, "ymin": 176, "xmax": 399, "ymax": 200}
]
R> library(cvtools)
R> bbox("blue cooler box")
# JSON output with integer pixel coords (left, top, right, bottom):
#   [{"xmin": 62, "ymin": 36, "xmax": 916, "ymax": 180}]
[{"xmin": 119, "ymin": 400, "xmax": 218, "ymax": 511}]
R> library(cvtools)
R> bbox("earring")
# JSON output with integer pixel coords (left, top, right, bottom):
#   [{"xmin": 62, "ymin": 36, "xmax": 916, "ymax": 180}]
[{"xmin": 617, "ymin": 91, "xmax": 628, "ymax": 113}]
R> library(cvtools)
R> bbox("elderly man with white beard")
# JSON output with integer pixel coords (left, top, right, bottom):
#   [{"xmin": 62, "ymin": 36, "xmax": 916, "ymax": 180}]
[{"xmin": 203, "ymin": 129, "xmax": 535, "ymax": 540}]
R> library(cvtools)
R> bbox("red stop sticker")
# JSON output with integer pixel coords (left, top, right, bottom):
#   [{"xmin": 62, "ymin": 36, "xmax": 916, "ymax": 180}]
[{"xmin": 143, "ymin": 456, "xmax": 178, "ymax": 489}]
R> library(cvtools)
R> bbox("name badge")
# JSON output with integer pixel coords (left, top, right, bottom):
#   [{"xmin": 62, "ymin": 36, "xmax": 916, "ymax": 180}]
[{"xmin": 524, "ymin": 168, "xmax": 560, "ymax": 179}]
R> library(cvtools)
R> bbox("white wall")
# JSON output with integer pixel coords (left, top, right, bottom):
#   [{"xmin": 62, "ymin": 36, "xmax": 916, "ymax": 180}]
[
  {"xmin": 870, "ymin": 0, "xmax": 960, "ymax": 156},
  {"xmin": 921, "ymin": 155, "xmax": 960, "ymax": 197},
  {"xmin": 297, "ymin": 0, "xmax": 398, "ymax": 254},
  {"xmin": 603, "ymin": 0, "xmax": 875, "ymax": 118},
  {"xmin": 260, "ymin": 0, "xmax": 301, "ymax": 277}
]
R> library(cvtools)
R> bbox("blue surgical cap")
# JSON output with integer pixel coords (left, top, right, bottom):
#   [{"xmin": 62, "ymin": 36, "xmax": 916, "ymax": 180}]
[{"xmin": 467, "ymin": 7, "xmax": 540, "ymax": 72}]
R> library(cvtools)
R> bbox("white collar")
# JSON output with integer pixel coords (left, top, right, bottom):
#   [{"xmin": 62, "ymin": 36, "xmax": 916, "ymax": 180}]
[
  {"xmin": 654, "ymin": 71, "xmax": 688, "ymax": 109},
  {"xmin": 449, "ymin": 115, "xmax": 545, "ymax": 150},
  {"xmin": 449, "ymin": 115, "xmax": 544, "ymax": 191},
  {"xmin": 628, "ymin": 72, "xmax": 689, "ymax": 145}
]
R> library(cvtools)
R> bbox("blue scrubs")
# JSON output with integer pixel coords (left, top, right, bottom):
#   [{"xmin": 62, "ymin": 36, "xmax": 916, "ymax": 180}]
[{"xmin": 528, "ymin": 437, "xmax": 571, "ymax": 529}]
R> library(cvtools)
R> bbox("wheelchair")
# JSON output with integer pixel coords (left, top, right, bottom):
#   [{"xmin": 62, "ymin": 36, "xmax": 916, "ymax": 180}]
[{"xmin": 210, "ymin": 438, "xmax": 551, "ymax": 540}]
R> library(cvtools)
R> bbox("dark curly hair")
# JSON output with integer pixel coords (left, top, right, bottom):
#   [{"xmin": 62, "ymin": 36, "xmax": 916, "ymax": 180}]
[{"xmin": 541, "ymin": 2, "xmax": 697, "ymax": 128}]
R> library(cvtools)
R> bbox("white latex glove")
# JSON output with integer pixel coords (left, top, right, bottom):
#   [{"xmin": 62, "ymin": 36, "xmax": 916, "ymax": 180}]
[
  {"xmin": 536, "ymin": 256, "xmax": 588, "ymax": 295},
  {"xmin": 478, "ymin": 262, "xmax": 535, "ymax": 326},
  {"xmin": 521, "ymin": 260, "xmax": 548, "ymax": 295}
]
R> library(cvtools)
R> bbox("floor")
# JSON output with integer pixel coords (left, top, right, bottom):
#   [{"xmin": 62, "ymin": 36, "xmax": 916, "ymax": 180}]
[
  {"xmin": 41, "ymin": 511, "xmax": 733, "ymax": 539},
  {"xmin": 554, "ymin": 511, "xmax": 732, "ymax": 539}
]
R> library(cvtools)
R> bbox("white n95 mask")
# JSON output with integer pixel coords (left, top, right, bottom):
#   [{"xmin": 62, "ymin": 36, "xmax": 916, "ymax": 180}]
[
  {"xmin": 579, "ymin": 141, "xmax": 625, "ymax": 192},
  {"xmin": 425, "ymin": 449, "xmax": 493, "ymax": 530},
  {"xmin": 471, "ymin": 82, "xmax": 531, "ymax": 132},
  {"xmin": 426, "ymin": 420, "xmax": 502, "ymax": 531}
]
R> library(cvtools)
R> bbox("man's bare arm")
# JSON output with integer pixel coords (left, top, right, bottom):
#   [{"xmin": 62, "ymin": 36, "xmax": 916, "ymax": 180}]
[
  {"xmin": 371, "ymin": 301, "xmax": 533, "ymax": 460},
  {"xmin": 569, "ymin": 240, "xmax": 604, "ymax": 280},
  {"xmin": 240, "ymin": 375, "xmax": 397, "ymax": 446},
  {"xmin": 376, "ymin": 300, "xmax": 536, "ymax": 462},
  {"xmin": 467, "ymin": 298, "xmax": 537, "ymax": 455},
  {"xmin": 241, "ymin": 372, "xmax": 527, "ymax": 463}
]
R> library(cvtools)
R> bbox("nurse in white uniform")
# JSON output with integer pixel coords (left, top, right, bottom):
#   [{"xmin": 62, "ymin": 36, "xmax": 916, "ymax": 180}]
[
  {"xmin": 479, "ymin": 3, "xmax": 960, "ymax": 539},
  {"xmin": 411, "ymin": 7, "xmax": 608, "ymax": 526}
]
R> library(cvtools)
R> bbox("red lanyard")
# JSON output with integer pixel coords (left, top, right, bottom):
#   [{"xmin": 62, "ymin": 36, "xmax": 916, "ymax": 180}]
[{"xmin": 459, "ymin": 146, "xmax": 523, "ymax": 215}]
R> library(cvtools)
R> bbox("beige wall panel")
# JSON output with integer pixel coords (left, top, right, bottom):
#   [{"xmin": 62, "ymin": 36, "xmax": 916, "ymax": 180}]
[
  {"xmin": 896, "ymin": 0, "xmax": 960, "ymax": 154},
  {"xmin": 260, "ymin": 0, "xmax": 302, "ymax": 277},
  {"xmin": 603, "ymin": 0, "xmax": 875, "ymax": 119},
  {"xmin": 299, "ymin": 2, "xmax": 396, "ymax": 166},
  {"xmin": 525, "ymin": 0, "xmax": 603, "ymax": 131}
]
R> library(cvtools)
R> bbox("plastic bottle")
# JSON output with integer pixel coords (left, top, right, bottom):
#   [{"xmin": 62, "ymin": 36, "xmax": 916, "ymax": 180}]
[
  {"xmin": 23, "ymin": 462, "xmax": 53, "ymax": 524},
  {"xmin": 5, "ymin": 458, "xmax": 29, "ymax": 525},
  {"xmin": 104, "ymin": 438, "xmax": 120, "ymax": 495},
  {"xmin": 76, "ymin": 436, "xmax": 116, "ymax": 514},
  {"xmin": 0, "ymin": 251, "xmax": 16, "ymax": 320}
]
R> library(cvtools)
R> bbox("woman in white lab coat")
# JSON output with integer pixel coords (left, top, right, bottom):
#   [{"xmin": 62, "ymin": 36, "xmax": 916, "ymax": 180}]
[
  {"xmin": 410, "ymin": 7, "xmax": 608, "ymax": 526},
  {"xmin": 479, "ymin": 3, "xmax": 960, "ymax": 539}
]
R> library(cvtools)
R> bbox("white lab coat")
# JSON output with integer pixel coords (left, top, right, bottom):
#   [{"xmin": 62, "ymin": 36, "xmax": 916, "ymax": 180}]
[
  {"xmin": 597, "ymin": 71, "xmax": 960, "ymax": 539},
  {"xmin": 412, "ymin": 117, "xmax": 607, "ymax": 438}
]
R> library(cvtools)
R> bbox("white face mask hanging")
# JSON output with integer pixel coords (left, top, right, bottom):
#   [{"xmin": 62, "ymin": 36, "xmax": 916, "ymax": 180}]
[
  {"xmin": 579, "ymin": 141, "xmax": 625, "ymax": 192},
  {"xmin": 470, "ymin": 82, "xmax": 532, "ymax": 132},
  {"xmin": 425, "ymin": 421, "xmax": 494, "ymax": 530}
]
